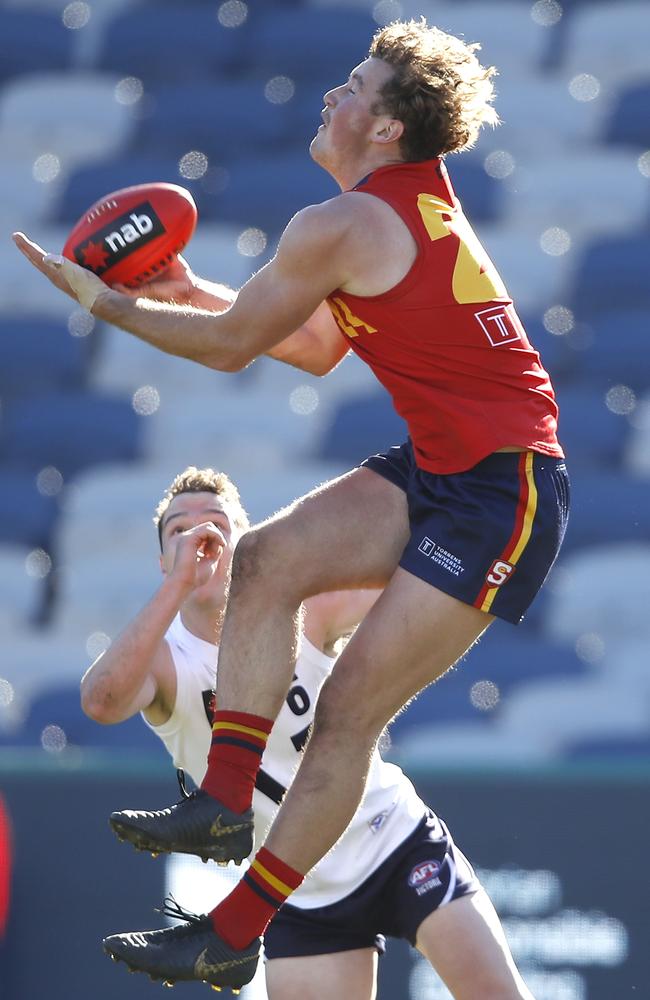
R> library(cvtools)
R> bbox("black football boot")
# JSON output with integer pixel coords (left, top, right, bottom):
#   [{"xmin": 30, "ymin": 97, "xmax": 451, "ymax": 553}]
[
  {"xmin": 103, "ymin": 897, "xmax": 259, "ymax": 992},
  {"xmin": 110, "ymin": 787, "xmax": 253, "ymax": 865}
]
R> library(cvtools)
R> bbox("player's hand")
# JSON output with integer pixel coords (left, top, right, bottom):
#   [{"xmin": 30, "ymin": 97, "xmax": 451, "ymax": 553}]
[
  {"xmin": 12, "ymin": 232, "xmax": 112, "ymax": 311},
  {"xmin": 170, "ymin": 522, "xmax": 227, "ymax": 591},
  {"xmin": 113, "ymin": 254, "xmax": 195, "ymax": 303}
]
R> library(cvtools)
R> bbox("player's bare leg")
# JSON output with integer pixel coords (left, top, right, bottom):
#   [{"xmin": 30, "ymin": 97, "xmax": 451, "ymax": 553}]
[
  {"xmin": 109, "ymin": 466, "xmax": 410, "ymax": 859},
  {"xmin": 265, "ymin": 949, "xmax": 378, "ymax": 1000},
  {"xmin": 265, "ymin": 571, "xmax": 493, "ymax": 873},
  {"xmin": 104, "ymin": 467, "xmax": 410, "ymax": 985},
  {"xmin": 416, "ymin": 890, "xmax": 535, "ymax": 1000}
]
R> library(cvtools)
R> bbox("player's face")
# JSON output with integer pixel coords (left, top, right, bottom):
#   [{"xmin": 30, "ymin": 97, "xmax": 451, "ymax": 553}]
[
  {"xmin": 159, "ymin": 491, "xmax": 243, "ymax": 609},
  {"xmin": 310, "ymin": 57, "xmax": 396, "ymax": 174}
]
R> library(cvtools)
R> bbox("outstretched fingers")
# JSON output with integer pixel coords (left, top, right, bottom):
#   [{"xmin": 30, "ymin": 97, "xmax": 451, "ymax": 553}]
[{"xmin": 12, "ymin": 231, "xmax": 76, "ymax": 298}]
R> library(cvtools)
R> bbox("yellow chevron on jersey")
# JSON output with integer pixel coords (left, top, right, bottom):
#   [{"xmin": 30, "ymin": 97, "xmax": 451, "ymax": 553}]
[
  {"xmin": 416, "ymin": 193, "xmax": 507, "ymax": 305},
  {"xmin": 328, "ymin": 296, "xmax": 377, "ymax": 339}
]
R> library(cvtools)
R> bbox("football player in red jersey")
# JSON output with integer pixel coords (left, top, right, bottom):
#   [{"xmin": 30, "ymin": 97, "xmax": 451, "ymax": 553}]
[{"xmin": 15, "ymin": 19, "xmax": 566, "ymax": 993}]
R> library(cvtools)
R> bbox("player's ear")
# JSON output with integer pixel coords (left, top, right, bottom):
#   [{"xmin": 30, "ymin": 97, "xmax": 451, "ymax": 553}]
[{"xmin": 374, "ymin": 118, "xmax": 404, "ymax": 145}]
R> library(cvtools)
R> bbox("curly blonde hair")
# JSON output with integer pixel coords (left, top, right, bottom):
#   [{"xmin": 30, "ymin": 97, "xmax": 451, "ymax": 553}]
[
  {"xmin": 154, "ymin": 466, "xmax": 249, "ymax": 549},
  {"xmin": 369, "ymin": 19, "xmax": 499, "ymax": 160}
]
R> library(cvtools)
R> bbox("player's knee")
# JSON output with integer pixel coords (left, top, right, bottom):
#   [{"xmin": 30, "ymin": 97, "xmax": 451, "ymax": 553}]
[
  {"xmin": 231, "ymin": 525, "xmax": 308, "ymax": 600},
  {"xmin": 310, "ymin": 672, "xmax": 377, "ymax": 746}
]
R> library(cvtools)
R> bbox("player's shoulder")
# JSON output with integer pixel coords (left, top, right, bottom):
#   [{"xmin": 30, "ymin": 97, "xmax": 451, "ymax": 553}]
[{"xmin": 289, "ymin": 191, "xmax": 386, "ymax": 241}]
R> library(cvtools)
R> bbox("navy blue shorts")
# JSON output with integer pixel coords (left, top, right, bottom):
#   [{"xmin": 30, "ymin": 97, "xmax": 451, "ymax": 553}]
[
  {"xmin": 263, "ymin": 811, "xmax": 479, "ymax": 960},
  {"xmin": 363, "ymin": 442, "xmax": 570, "ymax": 624}
]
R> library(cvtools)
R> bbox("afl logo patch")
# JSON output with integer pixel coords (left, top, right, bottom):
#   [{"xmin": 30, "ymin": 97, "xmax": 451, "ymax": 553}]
[{"xmin": 408, "ymin": 861, "xmax": 441, "ymax": 887}]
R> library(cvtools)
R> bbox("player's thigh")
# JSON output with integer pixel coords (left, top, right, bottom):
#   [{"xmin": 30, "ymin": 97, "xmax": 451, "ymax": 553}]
[
  {"xmin": 416, "ymin": 890, "xmax": 534, "ymax": 1000},
  {"xmin": 316, "ymin": 567, "xmax": 493, "ymax": 734},
  {"xmin": 236, "ymin": 466, "xmax": 409, "ymax": 596},
  {"xmin": 265, "ymin": 948, "xmax": 378, "ymax": 1000}
]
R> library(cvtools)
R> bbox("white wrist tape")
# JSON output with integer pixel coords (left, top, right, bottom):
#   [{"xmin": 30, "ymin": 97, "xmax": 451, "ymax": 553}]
[{"xmin": 44, "ymin": 254, "xmax": 107, "ymax": 312}]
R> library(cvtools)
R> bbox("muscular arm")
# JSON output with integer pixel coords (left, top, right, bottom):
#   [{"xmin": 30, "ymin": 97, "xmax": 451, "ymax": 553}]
[
  {"xmin": 15, "ymin": 198, "xmax": 357, "ymax": 376},
  {"xmin": 80, "ymin": 523, "xmax": 222, "ymax": 726},
  {"xmin": 166, "ymin": 271, "xmax": 350, "ymax": 377},
  {"xmin": 80, "ymin": 575, "xmax": 184, "ymax": 726}
]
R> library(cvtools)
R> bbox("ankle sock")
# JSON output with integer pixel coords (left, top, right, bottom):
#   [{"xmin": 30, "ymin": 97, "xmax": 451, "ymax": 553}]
[
  {"xmin": 201, "ymin": 710, "xmax": 273, "ymax": 814},
  {"xmin": 210, "ymin": 847, "xmax": 304, "ymax": 949}
]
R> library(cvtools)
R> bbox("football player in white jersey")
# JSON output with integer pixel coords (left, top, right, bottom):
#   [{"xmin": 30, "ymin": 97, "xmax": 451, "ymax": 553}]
[{"xmin": 83, "ymin": 467, "xmax": 532, "ymax": 999}]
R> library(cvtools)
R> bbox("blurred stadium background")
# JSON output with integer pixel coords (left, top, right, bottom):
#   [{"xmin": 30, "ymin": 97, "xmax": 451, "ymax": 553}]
[{"xmin": 0, "ymin": 0, "xmax": 649, "ymax": 997}]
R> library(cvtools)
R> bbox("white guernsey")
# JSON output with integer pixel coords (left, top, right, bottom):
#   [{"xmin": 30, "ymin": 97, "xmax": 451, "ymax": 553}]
[{"xmin": 148, "ymin": 614, "xmax": 425, "ymax": 909}]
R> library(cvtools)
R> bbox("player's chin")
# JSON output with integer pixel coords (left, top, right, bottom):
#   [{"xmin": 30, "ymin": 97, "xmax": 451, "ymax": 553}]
[{"xmin": 309, "ymin": 131, "xmax": 325, "ymax": 161}]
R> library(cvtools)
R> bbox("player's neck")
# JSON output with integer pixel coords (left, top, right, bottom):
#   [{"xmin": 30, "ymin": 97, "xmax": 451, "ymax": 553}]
[
  {"xmin": 335, "ymin": 151, "xmax": 405, "ymax": 192},
  {"xmin": 179, "ymin": 603, "xmax": 223, "ymax": 646}
]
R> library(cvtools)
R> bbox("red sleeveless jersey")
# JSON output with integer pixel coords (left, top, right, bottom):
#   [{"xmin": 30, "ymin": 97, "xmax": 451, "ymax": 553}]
[{"xmin": 327, "ymin": 159, "xmax": 564, "ymax": 474}]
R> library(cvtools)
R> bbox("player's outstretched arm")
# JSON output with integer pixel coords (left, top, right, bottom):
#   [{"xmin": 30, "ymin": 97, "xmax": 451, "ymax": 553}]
[
  {"xmin": 13, "ymin": 200, "xmax": 354, "ymax": 374},
  {"xmin": 81, "ymin": 523, "xmax": 224, "ymax": 726},
  {"xmin": 118, "ymin": 255, "xmax": 350, "ymax": 376}
]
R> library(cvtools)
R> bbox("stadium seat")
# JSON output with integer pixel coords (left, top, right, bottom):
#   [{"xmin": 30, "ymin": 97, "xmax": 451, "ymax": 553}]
[
  {"xmin": 459, "ymin": 624, "xmax": 587, "ymax": 692},
  {"xmin": 95, "ymin": 6, "xmax": 248, "ymax": 82},
  {"xmin": 502, "ymin": 150, "xmax": 648, "ymax": 239},
  {"xmin": 0, "ymin": 470, "xmax": 60, "ymax": 551},
  {"xmin": 0, "ymin": 315, "xmax": 90, "ymax": 400},
  {"xmin": 519, "ymin": 317, "xmax": 578, "ymax": 385},
  {"xmin": 562, "ymin": 2, "xmax": 650, "ymax": 86},
  {"xmin": 129, "ymin": 80, "xmax": 293, "ymax": 162},
  {"xmin": 246, "ymin": 7, "xmax": 377, "ymax": 84},
  {"xmin": 470, "ymin": 227, "xmax": 569, "ymax": 316},
  {"xmin": 15, "ymin": 684, "xmax": 165, "ymax": 751},
  {"xmin": 391, "ymin": 718, "xmax": 541, "ymax": 767},
  {"xmin": 603, "ymin": 80, "xmax": 650, "ymax": 148},
  {"xmin": 0, "ymin": 161, "xmax": 64, "ymax": 235},
  {"xmin": 0, "ymin": 72, "xmax": 135, "ymax": 168},
  {"xmin": 0, "ymin": 544, "xmax": 44, "ymax": 633},
  {"xmin": 0, "ymin": 225, "xmax": 80, "ymax": 318},
  {"xmin": 446, "ymin": 156, "xmax": 504, "ymax": 224},
  {"xmin": 542, "ymin": 543, "xmax": 650, "ymax": 644},
  {"xmin": 413, "ymin": 1, "xmax": 552, "ymax": 76},
  {"xmin": 0, "ymin": 390, "xmax": 143, "ymax": 479},
  {"xmin": 498, "ymin": 675, "xmax": 649, "ymax": 751},
  {"xmin": 203, "ymin": 152, "xmax": 339, "ymax": 232},
  {"xmin": 476, "ymin": 73, "xmax": 605, "ymax": 155},
  {"xmin": 50, "ymin": 154, "xmax": 194, "ymax": 224},
  {"xmin": 54, "ymin": 547, "xmax": 163, "ymax": 635},
  {"xmin": 317, "ymin": 389, "xmax": 408, "ymax": 466},
  {"xmin": 567, "ymin": 734, "xmax": 650, "ymax": 760},
  {"xmin": 568, "ymin": 235, "xmax": 650, "ymax": 321},
  {"xmin": 626, "ymin": 389, "xmax": 650, "ymax": 478},
  {"xmin": 0, "ymin": 10, "xmax": 74, "ymax": 84},
  {"xmin": 389, "ymin": 626, "xmax": 587, "ymax": 743},
  {"xmin": 388, "ymin": 673, "xmax": 490, "ymax": 739},
  {"xmin": 548, "ymin": 386, "xmax": 628, "ymax": 469},
  {"xmin": 575, "ymin": 310, "xmax": 650, "ymax": 392},
  {"xmin": 562, "ymin": 473, "xmax": 650, "ymax": 551}
]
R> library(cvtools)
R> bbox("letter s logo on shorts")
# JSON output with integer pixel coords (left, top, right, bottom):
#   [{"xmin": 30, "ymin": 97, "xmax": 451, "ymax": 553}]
[
  {"xmin": 485, "ymin": 559, "xmax": 515, "ymax": 587},
  {"xmin": 408, "ymin": 861, "xmax": 441, "ymax": 887}
]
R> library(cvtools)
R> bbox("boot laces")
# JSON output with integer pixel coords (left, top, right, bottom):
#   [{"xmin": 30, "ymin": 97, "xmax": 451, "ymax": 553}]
[{"xmin": 156, "ymin": 893, "xmax": 205, "ymax": 926}]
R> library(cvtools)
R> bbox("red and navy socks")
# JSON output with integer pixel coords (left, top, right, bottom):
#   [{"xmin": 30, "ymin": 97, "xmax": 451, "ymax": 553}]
[
  {"xmin": 211, "ymin": 847, "xmax": 305, "ymax": 949},
  {"xmin": 201, "ymin": 710, "xmax": 273, "ymax": 814}
]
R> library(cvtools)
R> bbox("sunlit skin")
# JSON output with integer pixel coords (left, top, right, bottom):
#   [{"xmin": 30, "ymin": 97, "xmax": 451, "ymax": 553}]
[
  {"xmin": 310, "ymin": 57, "xmax": 405, "ymax": 190},
  {"xmin": 158, "ymin": 492, "xmax": 244, "ymax": 642}
]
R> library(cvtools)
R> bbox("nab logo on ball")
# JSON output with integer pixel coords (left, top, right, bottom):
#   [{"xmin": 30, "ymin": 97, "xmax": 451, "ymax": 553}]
[{"xmin": 73, "ymin": 201, "xmax": 166, "ymax": 276}]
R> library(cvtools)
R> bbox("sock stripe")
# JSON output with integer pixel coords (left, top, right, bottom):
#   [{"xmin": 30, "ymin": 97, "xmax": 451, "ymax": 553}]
[
  {"xmin": 251, "ymin": 859, "xmax": 295, "ymax": 898},
  {"xmin": 211, "ymin": 735, "xmax": 265, "ymax": 755},
  {"xmin": 212, "ymin": 721, "xmax": 270, "ymax": 742},
  {"xmin": 242, "ymin": 872, "xmax": 284, "ymax": 907}
]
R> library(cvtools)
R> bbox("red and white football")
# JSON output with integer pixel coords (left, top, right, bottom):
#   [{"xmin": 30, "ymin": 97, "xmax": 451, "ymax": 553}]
[{"xmin": 62, "ymin": 181, "xmax": 198, "ymax": 289}]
